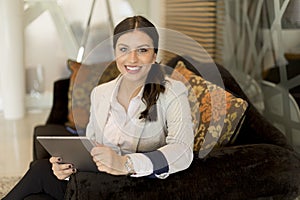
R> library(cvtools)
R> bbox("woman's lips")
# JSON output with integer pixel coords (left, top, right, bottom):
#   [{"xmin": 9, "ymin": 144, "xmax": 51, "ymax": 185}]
[{"xmin": 125, "ymin": 65, "xmax": 142, "ymax": 73}]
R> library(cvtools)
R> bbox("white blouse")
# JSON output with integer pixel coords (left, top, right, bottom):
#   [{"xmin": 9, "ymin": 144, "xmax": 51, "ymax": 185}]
[{"xmin": 86, "ymin": 76, "xmax": 194, "ymax": 178}]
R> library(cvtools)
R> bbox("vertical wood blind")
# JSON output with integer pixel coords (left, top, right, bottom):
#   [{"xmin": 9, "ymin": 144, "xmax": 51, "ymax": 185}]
[{"xmin": 163, "ymin": 0, "xmax": 223, "ymax": 64}]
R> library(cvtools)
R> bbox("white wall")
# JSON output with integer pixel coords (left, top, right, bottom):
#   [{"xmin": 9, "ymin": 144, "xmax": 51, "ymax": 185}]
[
  {"xmin": 24, "ymin": 0, "xmax": 111, "ymax": 93},
  {"xmin": 0, "ymin": 0, "xmax": 26, "ymax": 118},
  {"xmin": 282, "ymin": 29, "xmax": 300, "ymax": 53},
  {"xmin": 263, "ymin": 29, "xmax": 300, "ymax": 70},
  {"xmin": 25, "ymin": 11, "xmax": 70, "ymax": 93},
  {"xmin": 24, "ymin": 0, "xmax": 163, "ymax": 92},
  {"xmin": 0, "ymin": 0, "xmax": 163, "ymax": 112}
]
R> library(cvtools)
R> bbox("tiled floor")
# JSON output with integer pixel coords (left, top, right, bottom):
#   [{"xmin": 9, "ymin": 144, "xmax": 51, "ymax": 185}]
[{"xmin": 0, "ymin": 109, "xmax": 50, "ymax": 177}]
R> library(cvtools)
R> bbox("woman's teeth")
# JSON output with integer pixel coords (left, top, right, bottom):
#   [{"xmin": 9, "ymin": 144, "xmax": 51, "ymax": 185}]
[{"xmin": 126, "ymin": 66, "xmax": 141, "ymax": 71}]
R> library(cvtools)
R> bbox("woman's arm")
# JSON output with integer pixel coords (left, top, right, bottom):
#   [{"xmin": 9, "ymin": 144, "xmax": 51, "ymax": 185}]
[
  {"xmin": 129, "ymin": 80, "xmax": 194, "ymax": 178},
  {"xmin": 88, "ymin": 80, "xmax": 194, "ymax": 178}
]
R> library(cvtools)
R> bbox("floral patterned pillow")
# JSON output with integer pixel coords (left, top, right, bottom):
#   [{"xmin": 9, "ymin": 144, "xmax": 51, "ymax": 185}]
[
  {"xmin": 66, "ymin": 60, "xmax": 119, "ymax": 130},
  {"xmin": 170, "ymin": 61, "xmax": 248, "ymax": 156}
]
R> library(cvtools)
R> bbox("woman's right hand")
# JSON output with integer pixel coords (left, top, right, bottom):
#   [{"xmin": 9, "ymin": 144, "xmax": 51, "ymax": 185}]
[{"xmin": 49, "ymin": 157, "xmax": 77, "ymax": 180}]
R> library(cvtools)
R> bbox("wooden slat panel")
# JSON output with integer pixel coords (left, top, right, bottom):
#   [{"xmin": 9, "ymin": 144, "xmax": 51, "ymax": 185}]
[
  {"xmin": 167, "ymin": 7, "xmax": 216, "ymax": 12},
  {"xmin": 215, "ymin": 0, "xmax": 225, "ymax": 65},
  {"xmin": 166, "ymin": 37, "xmax": 216, "ymax": 48},
  {"xmin": 167, "ymin": 2, "xmax": 216, "ymax": 6},
  {"xmin": 164, "ymin": 43, "xmax": 215, "ymax": 55},
  {"xmin": 165, "ymin": 16, "xmax": 217, "ymax": 23},
  {"xmin": 166, "ymin": 24, "xmax": 216, "ymax": 32},
  {"xmin": 166, "ymin": 0, "xmax": 216, "ymax": 5},
  {"xmin": 167, "ymin": 21, "xmax": 216, "ymax": 28},
  {"xmin": 166, "ymin": 29, "xmax": 216, "ymax": 38},
  {"xmin": 166, "ymin": 12, "xmax": 216, "ymax": 17},
  {"xmin": 161, "ymin": 51, "xmax": 213, "ymax": 64},
  {"xmin": 165, "ymin": 0, "xmax": 218, "ymax": 62}
]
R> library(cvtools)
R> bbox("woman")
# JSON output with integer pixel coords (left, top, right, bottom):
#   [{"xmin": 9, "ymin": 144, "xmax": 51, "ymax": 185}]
[{"xmin": 3, "ymin": 15, "xmax": 194, "ymax": 200}]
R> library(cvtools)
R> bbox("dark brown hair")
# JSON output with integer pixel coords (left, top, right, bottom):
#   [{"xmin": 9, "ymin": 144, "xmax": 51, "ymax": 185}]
[{"xmin": 113, "ymin": 16, "xmax": 165, "ymax": 121}]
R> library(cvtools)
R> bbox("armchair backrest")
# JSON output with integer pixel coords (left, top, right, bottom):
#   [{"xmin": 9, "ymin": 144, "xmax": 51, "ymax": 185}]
[{"xmin": 46, "ymin": 78, "xmax": 70, "ymax": 125}]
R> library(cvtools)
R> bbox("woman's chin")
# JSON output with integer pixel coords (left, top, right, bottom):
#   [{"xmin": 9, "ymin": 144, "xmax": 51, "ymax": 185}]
[{"xmin": 123, "ymin": 73, "xmax": 147, "ymax": 83}]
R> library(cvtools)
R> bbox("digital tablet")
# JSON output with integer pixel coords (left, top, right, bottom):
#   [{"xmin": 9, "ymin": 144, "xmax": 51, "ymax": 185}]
[{"xmin": 37, "ymin": 136, "xmax": 98, "ymax": 172}]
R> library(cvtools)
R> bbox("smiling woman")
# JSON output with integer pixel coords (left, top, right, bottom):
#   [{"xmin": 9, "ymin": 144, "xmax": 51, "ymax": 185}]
[
  {"xmin": 115, "ymin": 30, "xmax": 156, "ymax": 95},
  {"xmin": 3, "ymin": 15, "xmax": 194, "ymax": 199},
  {"xmin": 86, "ymin": 16, "xmax": 193, "ymax": 178}
]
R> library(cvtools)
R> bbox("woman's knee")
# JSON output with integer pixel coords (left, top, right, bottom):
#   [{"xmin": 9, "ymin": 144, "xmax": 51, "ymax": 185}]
[{"xmin": 29, "ymin": 159, "xmax": 52, "ymax": 175}]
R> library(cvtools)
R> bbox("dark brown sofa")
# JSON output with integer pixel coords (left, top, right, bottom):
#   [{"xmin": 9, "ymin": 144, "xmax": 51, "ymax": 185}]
[{"xmin": 29, "ymin": 56, "xmax": 300, "ymax": 200}]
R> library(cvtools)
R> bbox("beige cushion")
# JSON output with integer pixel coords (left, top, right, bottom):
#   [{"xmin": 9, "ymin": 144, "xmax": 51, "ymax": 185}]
[
  {"xmin": 66, "ymin": 59, "xmax": 119, "ymax": 129},
  {"xmin": 170, "ymin": 61, "xmax": 248, "ymax": 155}
]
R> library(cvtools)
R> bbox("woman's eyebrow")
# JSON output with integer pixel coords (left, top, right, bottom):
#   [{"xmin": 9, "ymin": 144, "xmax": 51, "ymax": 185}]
[
  {"xmin": 136, "ymin": 44, "xmax": 152, "ymax": 48},
  {"xmin": 117, "ymin": 43, "xmax": 152, "ymax": 48},
  {"xmin": 117, "ymin": 43, "xmax": 129, "ymax": 47}
]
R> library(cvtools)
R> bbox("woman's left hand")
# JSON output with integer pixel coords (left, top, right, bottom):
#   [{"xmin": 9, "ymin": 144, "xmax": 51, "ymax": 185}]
[{"xmin": 90, "ymin": 145, "xmax": 128, "ymax": 175}]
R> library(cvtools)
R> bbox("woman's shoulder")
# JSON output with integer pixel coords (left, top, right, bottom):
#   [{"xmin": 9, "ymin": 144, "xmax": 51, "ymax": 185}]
[
  {"xmin": 163, "ymin": 77, "xmax": 188, "ymax": 98},
  {"xmin": 92, "ymin": 77, "xmax": 119, "ymax": 94},
  {"xmin": 165, "ymin": 76, "xmax": 188, "ymax": 93}
]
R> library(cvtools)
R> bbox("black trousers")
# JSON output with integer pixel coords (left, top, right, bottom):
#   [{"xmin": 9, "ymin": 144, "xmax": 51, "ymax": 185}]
[{"xmin": 2, "ymin": 159, "xmax": 68, "ymax": 200}]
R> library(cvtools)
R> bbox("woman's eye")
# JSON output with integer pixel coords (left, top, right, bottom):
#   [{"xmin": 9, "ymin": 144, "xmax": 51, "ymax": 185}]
[
  {"xmin": 119, "ymin": 47, "xmax": 128, "ymax": 52},
  {"xmin": 137, "ymin": 48, "xmax": 148, "ymax": 54}
]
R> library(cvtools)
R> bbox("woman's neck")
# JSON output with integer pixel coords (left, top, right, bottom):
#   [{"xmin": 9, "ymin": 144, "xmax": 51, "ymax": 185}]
[
  {"xmin": 117, "ymin": 78, "xmax": 143, "ymax": 110},
  {"xmin": 120, "ymin": 78, "xmax": 143, "ymax": 95}
]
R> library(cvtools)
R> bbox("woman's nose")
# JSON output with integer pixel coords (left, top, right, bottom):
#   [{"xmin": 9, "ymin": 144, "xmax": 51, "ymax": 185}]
[{"xmin": 128, "ymin": 50, "xmax": 138, "ymax": 63}]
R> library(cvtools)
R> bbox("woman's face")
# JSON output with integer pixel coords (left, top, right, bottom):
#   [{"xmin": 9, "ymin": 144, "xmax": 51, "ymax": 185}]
[{"xmin": 115, "ymin": 30, "xmax": 157, "ymax": 83}]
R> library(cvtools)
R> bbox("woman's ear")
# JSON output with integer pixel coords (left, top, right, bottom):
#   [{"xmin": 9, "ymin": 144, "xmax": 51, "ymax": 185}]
[{"xmin": 152, "ymin": 53, "xmax": 157, "ymax": 63}]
